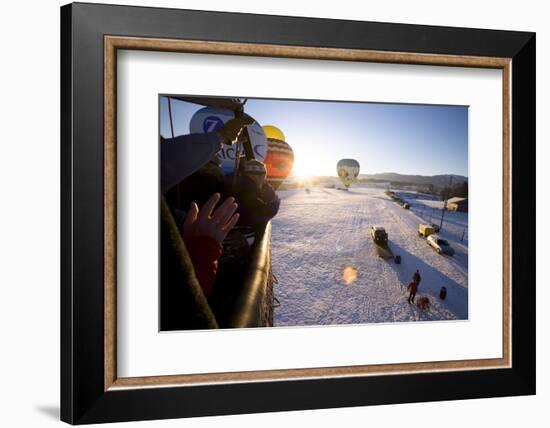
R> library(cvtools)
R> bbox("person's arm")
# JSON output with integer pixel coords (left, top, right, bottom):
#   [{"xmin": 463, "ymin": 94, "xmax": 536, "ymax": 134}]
[
  {"xmin": 161, "ymin": 133, "xmax": 221, "ymax": 193},
  {"xmin": 183, "ymin": 235, "xmax": 222, "ymax": 297},
  {"xmin": 181, "ymin": 193, "xmax": 239, "ymax": 297},
  {"xmin": 260, "ymin": 182, "xmax": 281, "ymax": 217}
]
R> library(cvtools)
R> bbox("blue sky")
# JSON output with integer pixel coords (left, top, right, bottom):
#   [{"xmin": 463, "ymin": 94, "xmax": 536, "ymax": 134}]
[{"xmin": 160, "ymin": 96, "xmax": 468, "ymax": 177}]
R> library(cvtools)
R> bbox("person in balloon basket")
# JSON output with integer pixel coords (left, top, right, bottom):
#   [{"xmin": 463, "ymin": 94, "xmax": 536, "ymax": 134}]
[
  {"xmin": 173, "ymin": 152, "xmax": 280, "ymax": 233},
  {"xmin": 161, "ymin": 115, "xmax": 253, "ymax": 297},
  {"xmin": 229, "ymin": 157, "xmax": 281, "ymax": 231}
]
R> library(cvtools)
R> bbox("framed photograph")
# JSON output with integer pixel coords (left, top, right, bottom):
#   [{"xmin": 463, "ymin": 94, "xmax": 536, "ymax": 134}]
[{"xmin": 61, "ymin": 2, "xmax": 535, "ymax": 424}]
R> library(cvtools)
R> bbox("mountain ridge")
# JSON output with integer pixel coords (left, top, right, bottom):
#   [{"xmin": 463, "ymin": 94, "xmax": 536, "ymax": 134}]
[{"xmin": 358, "ymin": 172, "xmax": 467, "ymax": 187}]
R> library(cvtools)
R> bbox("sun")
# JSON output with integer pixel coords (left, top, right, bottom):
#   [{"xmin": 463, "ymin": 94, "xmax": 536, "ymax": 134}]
[
  {"xmin": 292, "ymin": 155, "xmax": 315, "ymax": 181},
  {"xmin": 293, "ymin": 168, "xmax": 311, "ymax": 182}
]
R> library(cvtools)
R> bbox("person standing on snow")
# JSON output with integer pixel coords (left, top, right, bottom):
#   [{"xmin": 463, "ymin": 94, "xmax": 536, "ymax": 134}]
[
  {"xmin": 407, "ymin": 280, "xmax": 419, "ymax": 304},
  {"xmin": 407, "ymin": 270, "xmax": 421, "ymax": 304},
  {"xmin": 412, "ymin": 269, "xmax": 421, "ymax": 285}
]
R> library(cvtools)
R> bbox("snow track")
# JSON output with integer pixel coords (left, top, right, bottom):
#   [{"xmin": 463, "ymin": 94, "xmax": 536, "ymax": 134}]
[{"xmin": 271, "ymin": 186, "xmax": 468, "ymax": 326}]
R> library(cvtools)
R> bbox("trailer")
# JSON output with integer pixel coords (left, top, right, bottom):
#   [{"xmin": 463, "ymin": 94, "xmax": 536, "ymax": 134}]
[
  {"xmin": 375, "ymin": 241, "xmax": 395, "ymax": 258},
  {"xmin": 375, "ymin": 241, "xmax": 401, "ymax": 263}
]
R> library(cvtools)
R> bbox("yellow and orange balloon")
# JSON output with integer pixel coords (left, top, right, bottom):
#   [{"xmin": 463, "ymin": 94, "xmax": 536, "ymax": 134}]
[{"xmin": 262, "ymin": 125, "xmax": 294, "ymax": 190}]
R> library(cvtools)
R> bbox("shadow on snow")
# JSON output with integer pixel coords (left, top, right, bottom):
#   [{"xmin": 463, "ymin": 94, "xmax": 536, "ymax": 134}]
[{"xmin": 386, "ymin": 240, "xmax": 468, "ymax": 320}]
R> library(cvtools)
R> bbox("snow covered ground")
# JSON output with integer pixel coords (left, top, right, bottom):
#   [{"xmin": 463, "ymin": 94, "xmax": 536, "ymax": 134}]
[{"xmin": 270, "ymin": 186, "xmax": 468, "ymax": 326}]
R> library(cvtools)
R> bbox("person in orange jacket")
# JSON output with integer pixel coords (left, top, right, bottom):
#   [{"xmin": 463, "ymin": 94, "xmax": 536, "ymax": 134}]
[{"xmin": 407, "ymin": 280, "xmax": 419, "ymax": 304}]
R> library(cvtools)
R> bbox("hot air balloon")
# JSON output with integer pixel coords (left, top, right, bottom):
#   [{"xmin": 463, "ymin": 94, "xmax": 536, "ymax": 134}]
[
  {"xmin": 263, "ymin": 125, "xmax": 294, "ymax": 190},
  {"xmin": 337, "ymin": 159, "xmax": 360, "ymax": 188},
  {"xmin": 189, "ymin": 107, "xmax": 268, "ymax": 175},
  {"xmin": 263, "ymin": 125, "xmax": 286, "ymax": 142}
]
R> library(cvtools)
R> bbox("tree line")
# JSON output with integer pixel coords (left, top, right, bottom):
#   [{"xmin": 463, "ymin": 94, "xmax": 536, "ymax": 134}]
[{"xmin": 440, "ymin": 181, "xmax": 468, "ymax": 201}]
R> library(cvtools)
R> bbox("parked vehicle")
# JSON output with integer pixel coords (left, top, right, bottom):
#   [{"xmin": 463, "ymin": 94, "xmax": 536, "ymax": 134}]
[
  {"xmin": 418, "ymin": 224, "xmax": 435, "ymax": 238},
  {"xmin": 427, "ymin": 234, "xmax": 455, "ymax": 256},
  {"xmin": 370, "ymin": 226, "xmax": 397, "ymax": 260},
  {"xmin": 371, "ymin": 226, "xmax": 388, "ymax": 244}
]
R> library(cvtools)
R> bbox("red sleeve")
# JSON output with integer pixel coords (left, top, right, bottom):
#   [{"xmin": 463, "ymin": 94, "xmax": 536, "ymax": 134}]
[{"xmin": 183, "ymin": 235, "xmax": 223, "ymax": 298}]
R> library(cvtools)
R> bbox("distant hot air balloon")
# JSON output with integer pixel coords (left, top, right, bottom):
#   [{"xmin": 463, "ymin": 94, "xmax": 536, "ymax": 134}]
[
  {"xmin": 263, "ymin": 125, "xmax": 294, "ymax": 190},
  {"xmin": 337, "ymin": 159, "xmax": 360, "ymax": 188}
]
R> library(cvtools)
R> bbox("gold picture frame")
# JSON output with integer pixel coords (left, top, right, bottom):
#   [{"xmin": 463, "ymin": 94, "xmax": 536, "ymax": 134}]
[{"xmin": 104, "ymin": 35, "xmax": 512, "ymax": 391}]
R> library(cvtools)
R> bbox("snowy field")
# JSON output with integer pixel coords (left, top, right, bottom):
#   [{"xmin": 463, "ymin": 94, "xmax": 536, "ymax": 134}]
[{"xmin": 271, "ymin": 186, "xmax": 468, "ymax": 326}]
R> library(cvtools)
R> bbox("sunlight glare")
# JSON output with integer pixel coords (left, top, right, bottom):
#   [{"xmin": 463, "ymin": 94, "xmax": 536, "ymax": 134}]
[
  {"xmin": 292, "ymin": 152, "xmax": 317, "ymax": 180},
  {"xmin": 342, "ymin": 265, "xmax": 358, "ymax": 285}
]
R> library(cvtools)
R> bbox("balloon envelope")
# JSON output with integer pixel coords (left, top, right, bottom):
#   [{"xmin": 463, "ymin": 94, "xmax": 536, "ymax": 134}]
[
  {"xmin": 263, "ymin": 125, "xmax": 293, "ymax": 190},
  {"xmin": 264, "ymin": 140, "xmax": 294, "ymax": 190},
  {"xmin": 337, "ymin": 159, "xmax": 360, "ymax": 188},
  {"xmin": 262, "ymin": 125, "xmax": 286, "ymax": 142},
  {"xmin": 190, "ymin": 107, "xmax": 268, "ymax": 175}
]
